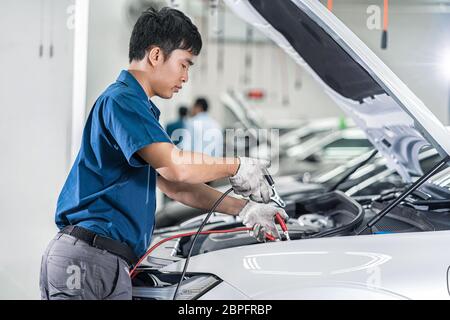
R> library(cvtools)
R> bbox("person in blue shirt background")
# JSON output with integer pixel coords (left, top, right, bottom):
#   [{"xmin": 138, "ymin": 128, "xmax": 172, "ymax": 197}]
[
  {"xmin": 166, "ymin": 105, "xmax": 188, "ymax": 145},
  {"xmin": 39, "ymin": 7, "xmax": 287, "ymax": 300},
  {"xmin": 183, "ymin": 97, "xmax": 224, "ymax": 157}
]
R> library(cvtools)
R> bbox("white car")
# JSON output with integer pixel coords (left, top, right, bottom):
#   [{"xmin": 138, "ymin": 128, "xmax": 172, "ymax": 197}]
[{"xmin": 132, "ymin": 0, "xmax": 450, "ymax": 300}]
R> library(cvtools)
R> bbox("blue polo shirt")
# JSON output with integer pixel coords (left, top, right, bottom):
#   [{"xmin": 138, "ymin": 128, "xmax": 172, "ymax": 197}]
[{"xmin": 55, "ymin": 70, "xmax": 172, "ymax": 257}]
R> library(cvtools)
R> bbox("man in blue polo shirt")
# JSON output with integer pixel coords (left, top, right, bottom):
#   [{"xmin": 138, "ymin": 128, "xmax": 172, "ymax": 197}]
[{"xmin": 39, "ymin": 7, "xmax": 287, "ymax": 300}]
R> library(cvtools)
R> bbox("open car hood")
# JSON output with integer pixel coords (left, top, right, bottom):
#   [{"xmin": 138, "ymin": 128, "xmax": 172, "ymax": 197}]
[{"xmin": 224, "ymin": 0, "xmax": 450, "ymax": 182}]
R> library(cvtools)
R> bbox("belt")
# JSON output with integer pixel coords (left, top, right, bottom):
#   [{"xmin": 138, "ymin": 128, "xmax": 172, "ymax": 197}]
[{"xmin": 60, "ymin": 225, "xmax": 139, "ymax": 267}]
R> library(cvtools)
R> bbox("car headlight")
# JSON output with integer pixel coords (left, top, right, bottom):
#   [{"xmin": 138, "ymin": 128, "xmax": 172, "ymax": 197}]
[{"xmin": 132, "ymin": 273, "xmax": 221, "ymax": 300}]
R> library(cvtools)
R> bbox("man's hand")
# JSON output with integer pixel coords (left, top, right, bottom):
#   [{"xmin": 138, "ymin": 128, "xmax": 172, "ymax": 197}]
[
  {"xmin": 238, "ymin": 201, "xmax": 289, "ymax": 240},
  {"xmin": 229, "ymin": 157, "xmax": 272, "ymax": 203}
]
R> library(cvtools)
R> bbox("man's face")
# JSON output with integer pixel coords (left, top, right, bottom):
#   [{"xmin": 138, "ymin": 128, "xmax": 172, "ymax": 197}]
[{"xmin": 150, "ymin": 49, "xmax": 194, "ymax": 99}]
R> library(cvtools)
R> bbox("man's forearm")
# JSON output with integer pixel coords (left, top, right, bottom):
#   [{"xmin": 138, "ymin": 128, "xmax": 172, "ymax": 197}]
[
  {"xmin": 188, "ymin": 184, "xmax": 247, "ymax": 216},
  {"xmin": 158, "ymin": 177, "xmax": 247, "ymax": 216},
  {"xmin": 138, "ymin": 143, "xmax": 240, "ymax": 184},
  {"xmin": 159, "ymin": 150, "xmax": 239, "ymax": 184}
]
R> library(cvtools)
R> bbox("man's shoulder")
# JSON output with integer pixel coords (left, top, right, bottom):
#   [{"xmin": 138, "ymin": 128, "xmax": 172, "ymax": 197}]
[{"xmin": 98, "ymin": 83, "xmax": 145, "ymax": 108}]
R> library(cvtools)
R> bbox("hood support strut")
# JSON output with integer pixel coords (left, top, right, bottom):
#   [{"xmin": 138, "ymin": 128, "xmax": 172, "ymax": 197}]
[{"xmin": 357, "ymin": 156, "xmax": 450, "ymax": 235}]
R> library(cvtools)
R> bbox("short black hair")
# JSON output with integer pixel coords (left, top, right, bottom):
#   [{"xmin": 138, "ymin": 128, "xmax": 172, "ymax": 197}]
[
  {"xmin": 129, "ymin": 7, "xmax": 202, "ymax": 63},
  {"xmin": 194, "ymin": 97, "xmax": 209, "ymax": 112},
  {"xmin": 178, "ymin": 106, "xmax": 188, "ymax": 118}
]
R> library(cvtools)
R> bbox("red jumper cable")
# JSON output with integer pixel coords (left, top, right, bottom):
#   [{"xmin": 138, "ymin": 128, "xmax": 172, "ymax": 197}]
[
  {"xmin": 130, "ymin": 217, "xmax": 290, "ymax": 279},
  {"xmin": 129, "ymin": 227, "xmax": 252, "ymax": 279}
]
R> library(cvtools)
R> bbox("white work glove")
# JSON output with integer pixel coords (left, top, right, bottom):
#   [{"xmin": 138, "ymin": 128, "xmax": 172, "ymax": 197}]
[
  {"xmin": 239, "ymin": 201, "xmax": 289, "ymax": 240},
  {"xmin": 229, "ymin": 157, "xmax": 272, "ymax": 203}
]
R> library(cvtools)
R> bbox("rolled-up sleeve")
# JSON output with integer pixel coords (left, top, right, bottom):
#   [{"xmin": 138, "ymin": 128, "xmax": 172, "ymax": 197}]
[{"xmin": 103, "ymin": 96, "xmax": 173, "ymax": 167}]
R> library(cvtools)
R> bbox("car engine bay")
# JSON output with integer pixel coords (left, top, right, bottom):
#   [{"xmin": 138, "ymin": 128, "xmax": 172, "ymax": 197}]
[
  {"xmin": 131, "ymin": 180, "xmax": 450, "ymax": 299},
  {"xmin": 141, "ymin": 182, "xmax": 450, "ymax": 266},
  {"xmin": 132, "ymin": 184, "xmax": 450, "ymax": 299}
]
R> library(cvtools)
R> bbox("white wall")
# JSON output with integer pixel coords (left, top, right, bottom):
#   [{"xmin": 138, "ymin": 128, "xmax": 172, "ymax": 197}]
[
  {"xmin": 188, "ymin": 1, "xmax": 450, "ymax": 124},
  {"xmin": 84, "ymin": 1, "xmax": 341, "ymax": 128},
  {"xmin": 332, "ymin": 1, "xmax": 450, "ymax": 123},
  {"xmin": 86, "ymin": 0, "xmax": 130, "ymax": 112},
  {"xmin": 189, "ymin": 42, "xmax": 343, "ymax": 122},
  {"xmin": 0, "ymin": 0, "xmax": 74, "ymax": 299},
  {"xmin": 85, "ymin": 0, "xmax": 195, "ymax": 126},
  {"xmin": 86, "ymin": 1, "xmax": 450, "ymax": 128}
]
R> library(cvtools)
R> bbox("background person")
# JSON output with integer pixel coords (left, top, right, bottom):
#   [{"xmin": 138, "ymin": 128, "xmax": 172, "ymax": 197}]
[{"xmin": 182, "ymin": 97, "xmax": 224, "ymax": 157}]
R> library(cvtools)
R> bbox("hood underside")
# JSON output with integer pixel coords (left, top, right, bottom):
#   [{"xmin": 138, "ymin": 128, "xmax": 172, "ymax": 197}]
[{"xmin": 224, "ymin": 0, "xmax": 450, "ymax": 182}]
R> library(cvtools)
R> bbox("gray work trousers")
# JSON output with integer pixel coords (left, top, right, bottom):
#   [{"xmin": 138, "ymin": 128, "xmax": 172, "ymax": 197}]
[{"xmin": 40, "ymin": 233, "xmax": 132, "ymax": 300}]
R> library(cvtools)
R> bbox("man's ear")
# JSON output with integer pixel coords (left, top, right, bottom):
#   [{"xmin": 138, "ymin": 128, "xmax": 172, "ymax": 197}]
[{"xmin": 147, "ymin": 47, "xmax": 164, "ymax": 67}]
